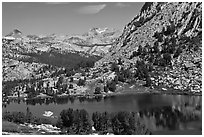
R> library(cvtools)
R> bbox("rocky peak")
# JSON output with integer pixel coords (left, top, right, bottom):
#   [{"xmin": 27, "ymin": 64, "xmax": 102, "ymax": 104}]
[
  {"xmin": 90, "ymin": 27, "xmax": 107, "ymax": 34},
  {"xmin": 96, "ymin": 2, "xmax": 202, "ymax": 67},
  {"xmin": 5, "ymin": 29, "xmax": 22, "ymax": 37},
  {"xmin": 13, "ymin": 29, "xmax": 22, "ymax": 34}
]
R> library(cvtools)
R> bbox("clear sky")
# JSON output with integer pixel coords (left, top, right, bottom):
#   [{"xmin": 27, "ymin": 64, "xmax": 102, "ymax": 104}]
[{"xmin": 2, "ymin": 2, "xmax": 144, "ymax": 36}]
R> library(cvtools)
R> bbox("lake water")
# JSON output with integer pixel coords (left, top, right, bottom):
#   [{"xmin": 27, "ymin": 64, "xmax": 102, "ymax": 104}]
[{"xmin": 2, "ymin": 94, "xmax": 202, "ymax": 134}]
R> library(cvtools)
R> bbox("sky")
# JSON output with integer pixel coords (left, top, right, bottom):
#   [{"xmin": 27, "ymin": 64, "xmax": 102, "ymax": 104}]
[{"xmin": 2, "ymin": 2, "xmax": 144, "ymax": 36}]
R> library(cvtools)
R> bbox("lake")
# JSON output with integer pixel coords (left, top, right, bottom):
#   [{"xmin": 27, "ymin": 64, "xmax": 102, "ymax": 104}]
[{"xmin": 2, "ymin": 93, "xmax": 202, "ymax": 134}]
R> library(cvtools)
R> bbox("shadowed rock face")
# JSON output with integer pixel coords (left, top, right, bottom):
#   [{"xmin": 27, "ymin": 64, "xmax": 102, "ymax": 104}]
[{"xmin": 95, "ymin": 2, "xmax": 202, "ymax": 92}]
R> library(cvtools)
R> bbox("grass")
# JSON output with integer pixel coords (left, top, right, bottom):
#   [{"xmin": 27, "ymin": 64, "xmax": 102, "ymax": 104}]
[
  {"xmin": 2, "ymin": 120, "xmax": 33, "ymax": 134},
  {"xmin": 2, "ymin": 120, "xmax": 21, "ymax": 133}
]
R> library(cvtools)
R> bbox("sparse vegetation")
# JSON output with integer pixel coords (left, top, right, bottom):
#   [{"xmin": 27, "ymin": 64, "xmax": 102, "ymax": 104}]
[
  {"xmin": 94, "ymin": 87, "xmax": 101, "ymax": 94},
  {"xmin": 2, "ymin": 110, "xmax": 52, "ymax": 125}
]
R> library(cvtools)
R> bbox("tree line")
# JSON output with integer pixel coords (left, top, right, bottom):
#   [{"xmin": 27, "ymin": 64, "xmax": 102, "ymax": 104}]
[
  {"xmin": 56, "ymin": 108, "xmax": 151, "ymax": 135},
  {"xmin": 3, "ymin": 108, "xmax": 151, "ymax": 135}
]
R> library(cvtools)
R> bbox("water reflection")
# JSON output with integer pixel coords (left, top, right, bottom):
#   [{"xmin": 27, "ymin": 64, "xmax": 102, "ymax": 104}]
[
  {"xmin": 2, "ymin": 94, "xmax": 202, "ymax": 132},
  {"xmin": 3, "ymin": 94, "xmax": 201, "ymax": 109},
  {"xmin": 20, "ymin": 96, "xmax": 103, "ymax": 105},
  {"xmin": 139, "ymin": 105, "xmax": 201, "ymax": 131}
]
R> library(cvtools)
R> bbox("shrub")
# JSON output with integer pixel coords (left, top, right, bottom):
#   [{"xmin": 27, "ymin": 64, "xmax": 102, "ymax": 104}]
[
  {"xmin": 56, "ymin": 117, "xmax": 63, "ymax": 128},
  {"xmin": 25, "ymin": 107, "xmax": 33, "ymax": 123},
  {"xmin": 113, "ymin": 75, "xmax": 119, "ymax": 84},
  {"xmin": 2, "ymin": 111, "xmax": 13, "ymax": 122},
  {"xmin": 94, "ymin": 87, "xmax": 101, "ymax": 94},
  {"xmin": 117, "ymin": 73, "xmax": 125, "ymax": 82},
  {"xmin": 92, "ymin": 112, "xmax": 110, "ymax": 133},
  {"xmin": 3, "ymin": 111, "xmax": 25, "ymax": 124},
  {"xmin": 153, "ymin": 31, "xmax": 163, "ymax": 42},
  {"xmin": 59, "ymin": 108, "xmax": 74, "ymax": 128},
  {"xmin": 117, "ymin": 58, "xmax": 123, "ymax": 65},
  {"xmin": 111, "ymin": 63, "xmax": 119, "ymax": 72},
  {"xmin": 173, "ymin": 47, "xmax": 182, "ymax": 58},
  {"xmin": 135, "ymin": 61, "xmax": 149, "ymax": 80},
  {"xmin": 2, "ymin": 121, "xmax": 21, "ymax": 133},
  {"xmin": 111, "ymin": 111, "xmax": 150, "ymax": 135},
  {"xmin": 12, "ymin": 112, "xmax": 26, "ymax": 124},
  {"xmin": 104, "ymin": 86, "xmax": 108, "ymax": 93},
  {"xmin": 107, "ymin": 81, "xmax": 116, "ymax": 92},
  {"xmin": 77, "ymin": 79, "xmax": 86, "ymax": 86},
  {"xmin": 162, "ymin": 53, "xmax": 172, "ymax": 66},
  {"xmin": 58, "ymin": 108, "xmax": 92, "ymax": 135},
  {"xmin": 70, "ymin": 77, "xmax": 74, "ymax": 82},
  {"xmin": 66, "ymin": 69, "xmax": 75, "ymax": 77},
  {"xmin": 122, "ymin": 69, "xmax": 132, "ymax": 79},
  {"xmin": 137, "ymin": 45, "xmax": 143, "ymax": 55},
  {"xmin": 144, "ymin": 76, "xmax": 152, "ymax": 87},
  {"xmin": 71, "ymin": 109, "xmax": 92, "ymax": 134},
  {"xmin": 69, "ymin": 84, "xmax": 73, "ymax": 89},
  {"xmin": 2, "ymin": 110, "xmax": 51, "ymax": 125}
]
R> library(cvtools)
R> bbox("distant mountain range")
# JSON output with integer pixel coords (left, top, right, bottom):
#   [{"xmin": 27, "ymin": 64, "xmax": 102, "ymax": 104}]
[
  {"xmin": 3, "ymin": 27, "xmax": 121, "ymax": 56},
  {"xmin": 2, "ymin": 27, "xmax": 121, "ymax": 81},
  {"xmin": 4, "ymin": 29, "xmax": 22, "ymax": 40}
]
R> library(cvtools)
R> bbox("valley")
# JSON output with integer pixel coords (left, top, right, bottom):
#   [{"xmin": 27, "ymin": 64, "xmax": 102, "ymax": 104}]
[{"xmin": 2, "ymin": 2, "xmax": 202, "ymax": 135}]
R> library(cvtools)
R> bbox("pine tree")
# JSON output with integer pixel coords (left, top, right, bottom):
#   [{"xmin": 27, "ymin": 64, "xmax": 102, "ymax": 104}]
[{"xmin": 25, "ymin": 107, "xmax": 33, "ymax": 123}]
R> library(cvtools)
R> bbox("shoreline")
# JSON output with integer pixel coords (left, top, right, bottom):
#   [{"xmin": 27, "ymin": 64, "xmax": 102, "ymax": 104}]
[{"xmin": 4, "ymin": 86, "xmax": 201, "ymax": 102}]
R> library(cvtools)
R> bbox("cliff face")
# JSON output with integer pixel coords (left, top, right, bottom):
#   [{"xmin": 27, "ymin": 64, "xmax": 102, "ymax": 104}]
[{"xmin": 95, "ymin": 2, "xmax": 202, "ymax": 92}]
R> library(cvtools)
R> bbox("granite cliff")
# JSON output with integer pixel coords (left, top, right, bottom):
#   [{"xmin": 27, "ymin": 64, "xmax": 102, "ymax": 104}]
[{"xmin": 94, "ymin": 2, "xmax": 202, "ymax": 92}]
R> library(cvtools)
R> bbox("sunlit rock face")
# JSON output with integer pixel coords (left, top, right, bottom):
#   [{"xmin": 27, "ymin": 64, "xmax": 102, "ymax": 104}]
[{"xmin": 94, "ymin": 2, "xmax": 202, "ymax": 92}]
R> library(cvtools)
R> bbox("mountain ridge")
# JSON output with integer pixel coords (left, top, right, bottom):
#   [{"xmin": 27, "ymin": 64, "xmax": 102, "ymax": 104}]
[
  {"xmin": 93, "ymin": 2, "xmax": 202, "ymax": 93},
  {"xmin": 3, "ymin": 27, "xmax": 121, "ymax": 56}
]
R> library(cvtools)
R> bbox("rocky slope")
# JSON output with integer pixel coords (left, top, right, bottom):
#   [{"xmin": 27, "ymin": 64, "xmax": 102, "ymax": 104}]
[
  {"xmin": 94, "ymin": 2, "xmax": 202, "ymax": 93},
  {"xmin": 66, "ymin": 28, "xmax": 121, "ymax": 56}
]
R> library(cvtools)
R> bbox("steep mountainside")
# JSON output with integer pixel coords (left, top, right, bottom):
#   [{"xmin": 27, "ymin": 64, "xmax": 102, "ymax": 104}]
[{"xmin": 94, "ymin": 2, "xmax": 202, "ymax": 92}]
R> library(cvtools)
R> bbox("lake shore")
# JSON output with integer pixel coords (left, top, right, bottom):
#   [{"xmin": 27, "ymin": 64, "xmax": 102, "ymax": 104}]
[
  {"xmin": 3, "ymin": 83, "xmax": 201, "ymax": 105},
  {"xmin": 87, "ymin": 84, "xmax": 202, "ymax": 100}
]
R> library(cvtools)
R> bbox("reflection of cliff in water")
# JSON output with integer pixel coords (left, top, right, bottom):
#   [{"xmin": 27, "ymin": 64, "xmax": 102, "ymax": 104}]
[{"xmin": 139, "ymin": 105, "xmax": 202, "ymax": 131}]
